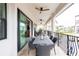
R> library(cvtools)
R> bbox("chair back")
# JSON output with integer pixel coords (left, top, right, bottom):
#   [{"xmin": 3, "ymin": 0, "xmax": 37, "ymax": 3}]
[
  {"xmin": 31, "ymin": 38, "xmax": 35, "ymax": 43},
  {"xmin": 52, "ymin": 37, "xmax": 57, "ymax": 44},
  {"xmin": 29, "ymin": 38, "xmax": 35, "ymax": 49},
  {"xmin": 50, "ymin": 35, "xmax": 53, "ymax": 40}
]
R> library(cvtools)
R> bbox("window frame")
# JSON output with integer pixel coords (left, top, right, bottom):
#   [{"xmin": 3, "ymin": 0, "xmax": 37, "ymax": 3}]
[
  {"xmin": 0, "ymin": 3, "xmax": 7, "ymax": 40},
  {"xmin": 17, "ymin": 8, "xmax": 33, "ymax": 52}
]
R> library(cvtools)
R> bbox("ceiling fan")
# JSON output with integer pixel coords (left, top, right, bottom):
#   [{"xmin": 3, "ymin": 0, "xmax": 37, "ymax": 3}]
[
  {"xmin": 40, "ymin": 19, "xmax": 43, "ymax": 24},
  {"xmin": 35, "ymin": 7, "xmax": 50, "ymax": 13}
]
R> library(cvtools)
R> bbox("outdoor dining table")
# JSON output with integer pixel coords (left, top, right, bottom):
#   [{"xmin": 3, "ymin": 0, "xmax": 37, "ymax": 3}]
[{"xmin": 33, "ymin": 35, "xmax": 54, "ymax": 56}]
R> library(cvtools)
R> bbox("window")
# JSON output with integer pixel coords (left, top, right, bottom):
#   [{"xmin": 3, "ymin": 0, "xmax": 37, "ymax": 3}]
[
  {"xmin": 18, "ymin": 9, "xmax": 31, "ymax": 51},
  {"xmin": 0, "ymin": 3, "xmax": 7, "ymax": 40}
]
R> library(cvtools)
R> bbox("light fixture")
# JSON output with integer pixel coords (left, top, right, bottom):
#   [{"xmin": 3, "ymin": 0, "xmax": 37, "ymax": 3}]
[
  {"xmin": 35, "ymin": 7, "xmax": 50, "ymax": 14},
  {"xmin": 40, "ymin": 19, "xmax": 43, "ymax": 24}
]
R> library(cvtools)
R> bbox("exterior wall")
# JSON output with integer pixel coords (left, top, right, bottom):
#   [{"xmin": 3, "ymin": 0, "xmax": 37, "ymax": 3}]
[
  {"xmin": 0, "ymin": 3, "xmax": 34, "ymax": 56},
  {"xmin": 0, "ymin": 4, "xmax": 17, "ymax": 56}
]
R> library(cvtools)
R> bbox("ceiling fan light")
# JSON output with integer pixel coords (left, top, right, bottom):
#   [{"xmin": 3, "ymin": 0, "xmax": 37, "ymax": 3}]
[
  {"xmin": 40, "ymin": 19, "xmax": 42, "ymax": 21},
  {"xmin": 40, "ymin": 7, "xmax": 43, "ymax": 11}
]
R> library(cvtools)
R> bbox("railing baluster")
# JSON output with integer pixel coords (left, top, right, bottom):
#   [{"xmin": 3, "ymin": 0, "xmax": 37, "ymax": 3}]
[
  {"xmin": 77, "ymin": 37, "xmax": 79, "ymax": 47},
  {"xmin": 75, "ymin": 37, "xmax": 78, "ymax": 56},
  {"xmin": 58, "ymin": 33, "xmax": 59, "ymax": 46},
  {"xmin": 67, "ymin": 35, "xmax": 69, "ymax": 55},
  {"xmin": 54, "ymin": 32, "xmax": 79, "ymax": 56}
]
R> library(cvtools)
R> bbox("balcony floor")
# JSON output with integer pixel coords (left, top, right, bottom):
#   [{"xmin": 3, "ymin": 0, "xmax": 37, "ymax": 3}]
[
  {"xmin": 18, "ymin": 44, "xmax": 67, "ymax": 56},
  {"xmin": 50, "ymin": 45, "xmax": 67, "ymax": 56}
]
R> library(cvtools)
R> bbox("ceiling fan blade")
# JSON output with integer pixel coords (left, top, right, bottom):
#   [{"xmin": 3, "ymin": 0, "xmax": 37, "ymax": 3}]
[
  {"xmin": 42, "ymin": 9, "xmax": 50, "ymax": 11},
  {"xmin": 35, "ymin": 7, "xmax": 40, "ymax": 11}
]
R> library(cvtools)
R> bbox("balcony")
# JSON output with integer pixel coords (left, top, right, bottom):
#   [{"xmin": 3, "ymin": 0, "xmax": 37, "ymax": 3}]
[
  {"xmin": 0, "ymin": 3, "xmax": 79, "ymax": 56},
  {"xmin": 17, "ymin": 3, "xmax": 79, "ymax": 56}
]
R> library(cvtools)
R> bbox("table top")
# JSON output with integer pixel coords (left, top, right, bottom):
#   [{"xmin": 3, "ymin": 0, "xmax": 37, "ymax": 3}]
[{"xmin": 33, "ymin": 35, "xmax": 54, "ymax": 46}]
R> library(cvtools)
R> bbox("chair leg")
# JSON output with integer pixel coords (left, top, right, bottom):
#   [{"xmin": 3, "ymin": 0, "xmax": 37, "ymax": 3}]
[
  {"xmin": 28, "ymin": 47, "xmax": 30, "ymax": 56},
  {"xmin": 54, "ymin": 46, "xmax": 56, "ymax": 55},
  {"xmin": 28, "ymin": 45, "xmax": 30, "ymax": 56}
]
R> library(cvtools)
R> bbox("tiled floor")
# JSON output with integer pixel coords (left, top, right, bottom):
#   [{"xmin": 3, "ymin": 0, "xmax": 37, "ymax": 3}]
[
  {"xmin": 50, "ymin": 45, "xmax": 67, "ymax": 56},
  {"xmin": 18, "ymin": 44, "xmax": 67, "ymax": 56}
]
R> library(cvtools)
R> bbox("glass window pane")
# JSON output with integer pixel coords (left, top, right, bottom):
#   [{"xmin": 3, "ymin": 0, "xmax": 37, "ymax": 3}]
[
  {"xmin": 0, "ymin": 20, "xmax": 1, "ymax": 38},
  {"xmin": 0, "ymin": 3, "xmax": 6, "ymax": 19},
  {"xmin": 19, "ymin": 12, "xmax": 27, "ymax": 49},
  {"xmin": 0, "ymin": 20, "xmax": 6, "ymax": 39},
  {"xmin": 0, "ymin": 4, "xmax": 2, "ymax": 18},
  {"xmin": 0, "ymin": 3, "xmax": 6, "ymax": 40},
  {"xmin": 20, "ymin": 12, "xmax": 26, "ymax": 22},
  {"xmin": 2, "ymin": 4, "xmax": 6, "ymax": 19},
  {"xmin": 20, "ymin": 22, "xmax": 26, "ymax": 48}
]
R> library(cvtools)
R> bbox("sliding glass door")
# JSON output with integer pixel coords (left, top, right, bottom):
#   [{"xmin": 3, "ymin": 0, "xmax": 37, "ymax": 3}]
[
  {"xmin": 17, "ymin": 9, "xmax": 30, "ymax": 51},
  {"xmin": 19, "ymin": 21, "xmax": 26, "ymax": 49}
]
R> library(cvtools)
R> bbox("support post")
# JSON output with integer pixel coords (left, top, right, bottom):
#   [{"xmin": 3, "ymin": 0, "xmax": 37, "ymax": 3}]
[{"xmin": 67, "ymin": 35, "xmax": 69, "ymax": 55}]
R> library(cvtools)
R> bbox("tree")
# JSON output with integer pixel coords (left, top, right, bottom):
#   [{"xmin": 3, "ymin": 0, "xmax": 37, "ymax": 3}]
[{"xmin": 55, "ymin": 26, "xmax": 75, "ymax": 34}]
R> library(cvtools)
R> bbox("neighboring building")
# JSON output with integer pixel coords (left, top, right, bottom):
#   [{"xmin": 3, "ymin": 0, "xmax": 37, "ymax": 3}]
[{"xmin": 75, "ymin": 15, "xmax": 79, "ymax": 33}]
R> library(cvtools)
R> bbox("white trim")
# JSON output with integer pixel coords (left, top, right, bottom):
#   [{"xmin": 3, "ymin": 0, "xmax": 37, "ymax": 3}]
[{"xmin": 54, "ymin": 3, "xmax": 74, "ymax": 18}]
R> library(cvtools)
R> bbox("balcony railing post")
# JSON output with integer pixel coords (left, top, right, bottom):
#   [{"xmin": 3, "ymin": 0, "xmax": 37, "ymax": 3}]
[
  {"xmin": 58, "ymin": 33, "xmax": 59, "ymax": 46},
  {"xmin": 77, "ymin": 37, "xmax": 79, "ymax": 46},
  {"xmin": 67, "ymin": 35, "xmax": 69, "ymax": 55}
]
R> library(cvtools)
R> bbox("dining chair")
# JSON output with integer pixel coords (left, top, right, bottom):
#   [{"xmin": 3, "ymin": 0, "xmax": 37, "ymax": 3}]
[
  {"xmin": 36, "ymin": 45, "xmax": 50, "ymax": 56},
  {"xmin": 50, "ymin": 35, "xmax": 53, "ymax": 40},
  {"xmin": 28, "ymin": 38, "xmax": 35, "ymax": 55},
  {"xmin": 52, "ymin": 37, "xmax": 58, "ymax": 55}
]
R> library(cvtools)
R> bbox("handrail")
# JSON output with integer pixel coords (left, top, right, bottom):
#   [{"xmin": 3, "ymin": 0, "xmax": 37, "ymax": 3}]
[
  {"xmin": 53, "ymin": 32, "xmax": 79, "ymax": 56},
  {"xmin": 53, "ymin": 32, "xmax": 79, "ymax": 38}
]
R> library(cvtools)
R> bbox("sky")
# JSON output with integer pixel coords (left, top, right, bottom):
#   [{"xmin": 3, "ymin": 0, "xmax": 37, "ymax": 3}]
[{"xmin": 55, "ymin": 3, "xmax": 79, "ymax": 27}]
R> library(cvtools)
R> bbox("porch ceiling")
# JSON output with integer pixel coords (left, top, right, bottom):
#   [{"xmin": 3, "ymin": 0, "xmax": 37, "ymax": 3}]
[{"xmin": 17, "ymin": 3, "xmax": 67, "ymax": 25}]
